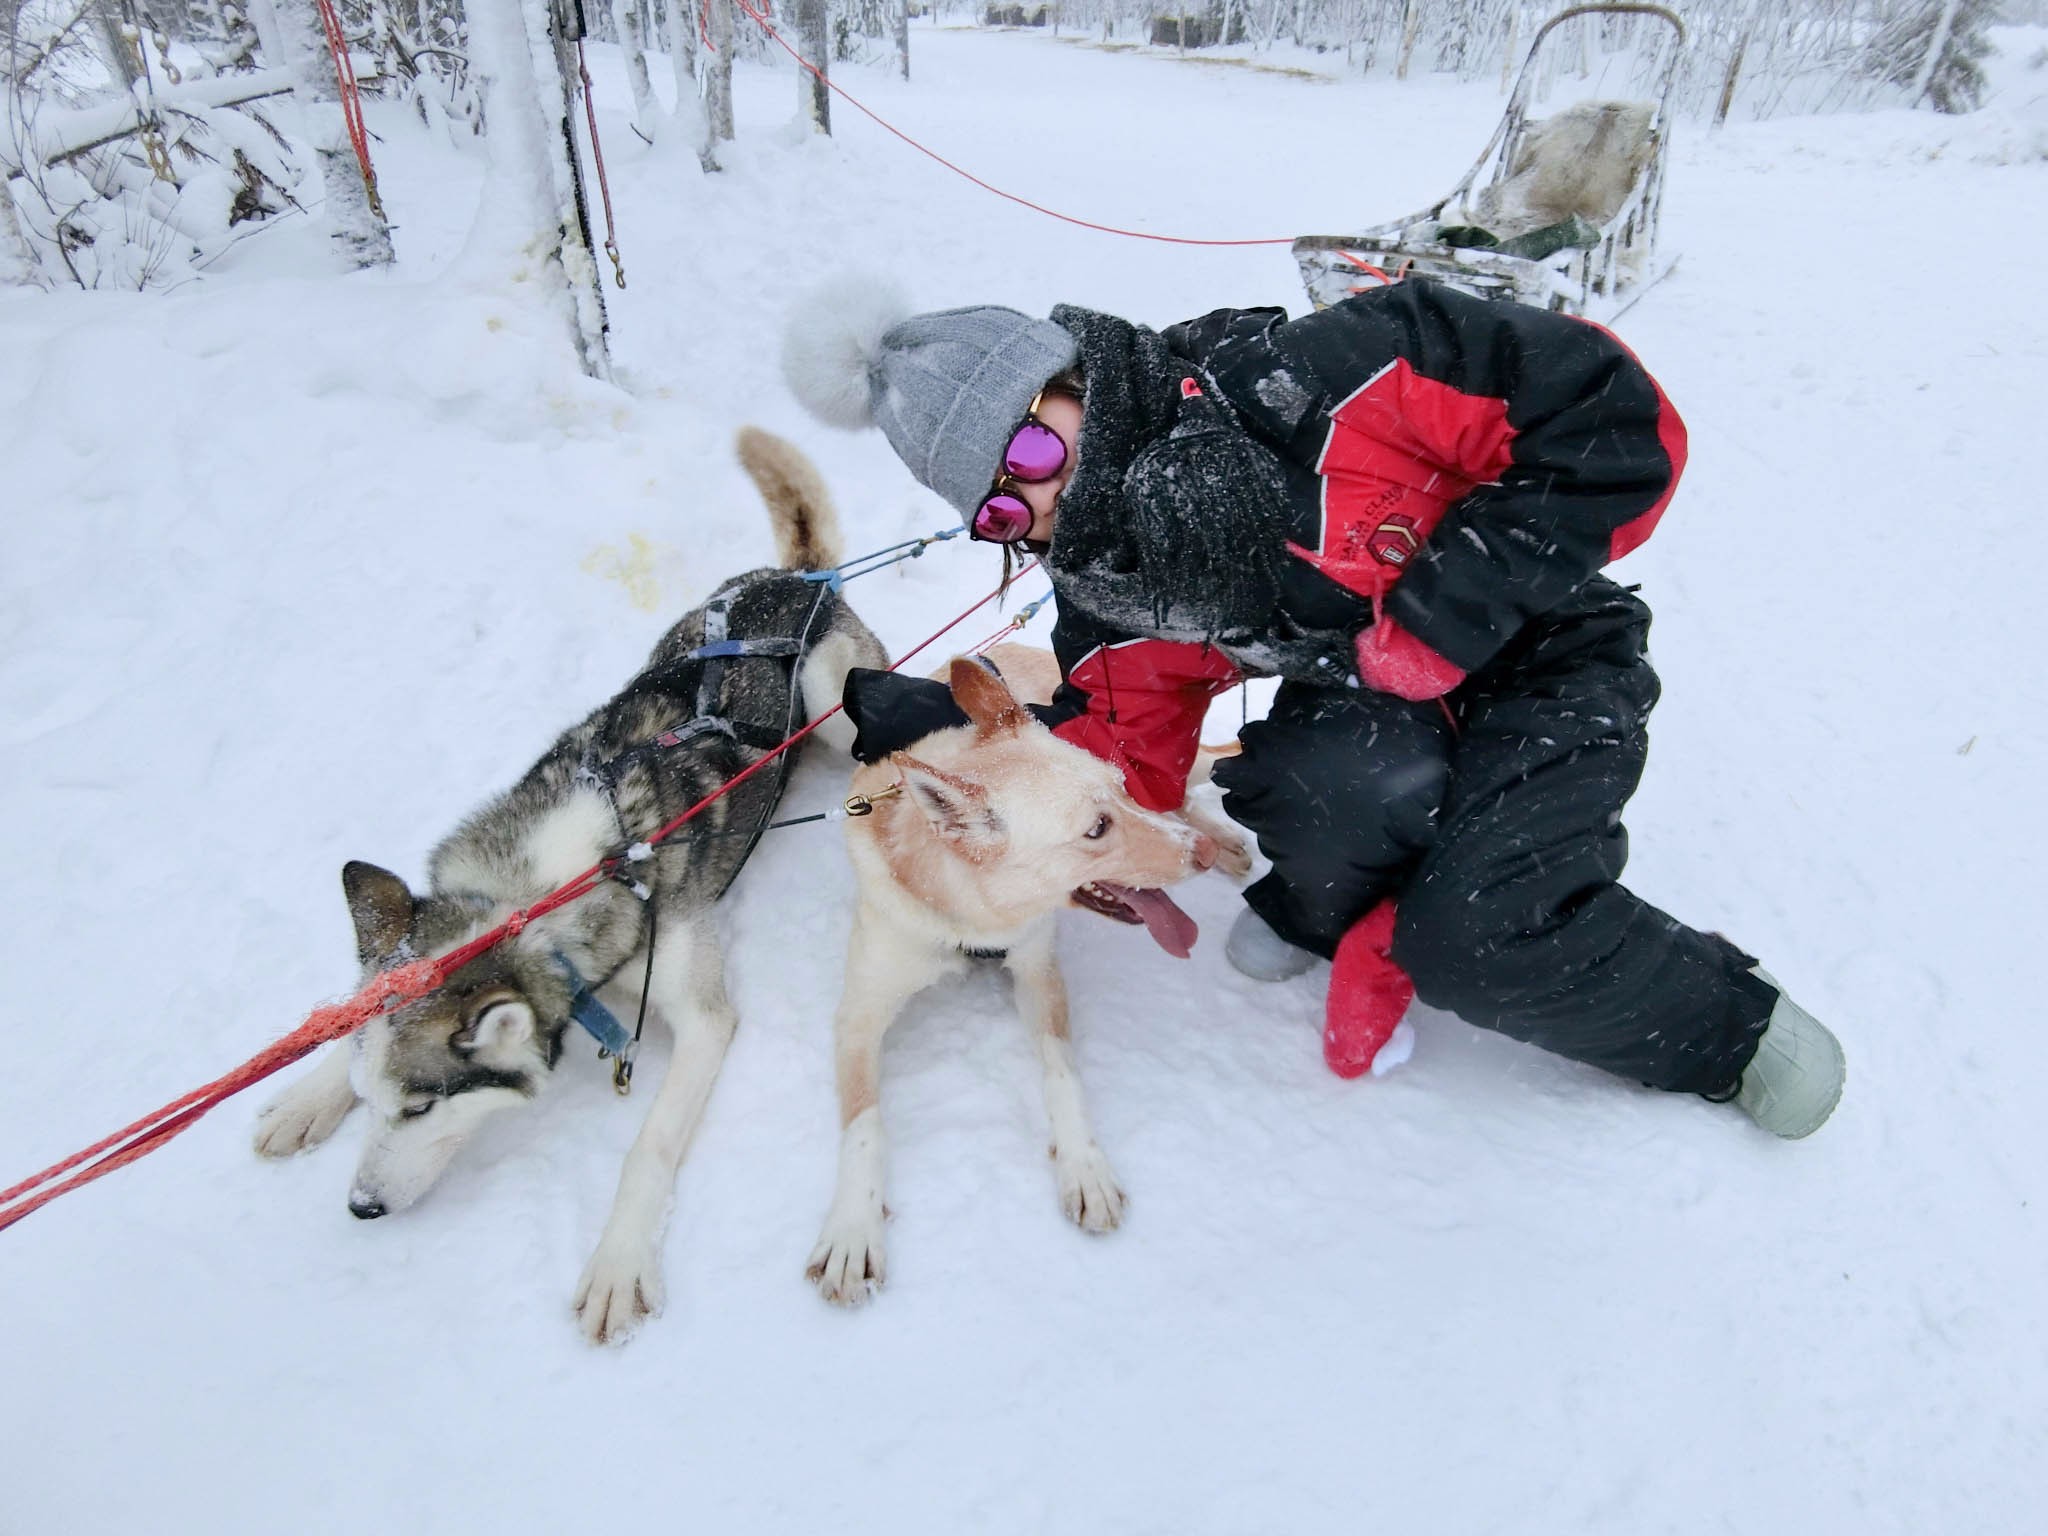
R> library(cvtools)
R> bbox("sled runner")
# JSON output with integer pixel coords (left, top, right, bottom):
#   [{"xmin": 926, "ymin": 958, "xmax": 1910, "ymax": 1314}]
[{"xmin": 1293, "ymin": 3, "xmax": 1686, "ymax": 323}]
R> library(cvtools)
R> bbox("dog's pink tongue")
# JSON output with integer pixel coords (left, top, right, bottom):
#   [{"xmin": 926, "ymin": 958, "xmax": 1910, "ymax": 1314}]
[{"xmin": 1113, "ymin": 885, "xmax": 1198, "ymax": 959}]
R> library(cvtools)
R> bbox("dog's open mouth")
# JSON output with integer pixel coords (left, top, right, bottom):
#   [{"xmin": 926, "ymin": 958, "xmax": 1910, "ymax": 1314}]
[{"xmin": 1071, "ymin": 881, "xmax": 1198, "ymax": 959}]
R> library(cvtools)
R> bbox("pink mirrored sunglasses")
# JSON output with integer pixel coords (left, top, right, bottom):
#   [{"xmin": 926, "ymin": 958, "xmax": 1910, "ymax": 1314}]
[{"xmin": 970, "ymin": 393, "xmax": 1069, "ymax": 545}]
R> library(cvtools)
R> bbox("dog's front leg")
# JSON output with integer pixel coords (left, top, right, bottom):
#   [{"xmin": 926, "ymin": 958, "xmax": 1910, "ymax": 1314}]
[
  {"xmin": 574, "ymin": 914, "xmax": 738, "ymax": 1345},
  {"xmin": 253, "ymin": 1043, "xmax": 360, "ymax": 1158},
  {"xmin": 1007, "ymin": 929, "xmax": 1126, "ymax": 1233},
  {"xmin": 807, "ymin": 911, "xmax": 943, "ymax": 1306}
]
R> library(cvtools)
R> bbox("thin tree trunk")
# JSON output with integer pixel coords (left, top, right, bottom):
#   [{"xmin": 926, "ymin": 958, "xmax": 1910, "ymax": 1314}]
[
  {"xmin": 92, "ymin": 0, "xmax": 143, "ymax": 89},
  {"xmin": 267, "ymin": 0, "xmax": 394, "ymax": 267},
  {"xmin": 1396, "ymin": 0, "xmax": 1420, "ymax": 80},
  {"xmin": 1716, "ymin": 16, "xmax": 1753, "ymax": 126},
  {"xmin": 702, "ymin": 0, "xmax": 734, "ymax": 168},
  {"xmin": 612, "ymin": 0, "xmax": 657, "ymax": 139},
  {"xmin": 247, "ymin": 0, "xmax": 290, "ymax": 78},
  {"xmin": 668, "ymin": 0, "xmax": 707, "ymax": 152},
  {"xmin": 0, "ymin": 173, "xmax": 39, "ymax": 285},
  {"xmin": 1910, "ymin": 0, "xmax": 1963, "ymax": 105},
  {"xmin": 462, "ymin": 0, "xmax": 611, "ymax": 379},
  {"xmin": 896, "ymin": 0, "xmax": 910, "ymax": 80},
  {"xmin": 795, "ymin": 0, "xmax": 829, "ymax": 132}
]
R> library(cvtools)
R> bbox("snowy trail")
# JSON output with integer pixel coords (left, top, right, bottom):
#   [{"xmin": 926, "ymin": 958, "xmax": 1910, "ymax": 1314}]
[{"xmin": 1, "ymin": 25, "xmax": 2044, "ymax": 1534}]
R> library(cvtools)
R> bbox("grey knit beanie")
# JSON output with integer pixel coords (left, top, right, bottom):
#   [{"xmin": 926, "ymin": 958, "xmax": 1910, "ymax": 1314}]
[{"xmin": 783, "ymin": 278, "xmax": 1079, "ymax": 521}]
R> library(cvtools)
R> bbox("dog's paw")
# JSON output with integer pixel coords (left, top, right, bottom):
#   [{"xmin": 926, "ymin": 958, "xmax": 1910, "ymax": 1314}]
[
  {"xmin": 574, "ymin": 1241, "xmax": 665, "ymax": 1345},
  {"xmin": 252, "ymin": 1074, "xmax": 358, "ymax": 1159},
  {"xmin": 806, "ymin": 1213, "xmax": 886, "ymax": 1306},
  {"xmin": 1182, "ymin": 804, "xmax": 1254, "ymax": 880},
  {"xmin": 1053, "ymin": 1142, "xmax": 1127, "ymax": 1233},
  {"xmin": 1208, "ymin": 828, "xmax": 1255, "ymax": 880}
]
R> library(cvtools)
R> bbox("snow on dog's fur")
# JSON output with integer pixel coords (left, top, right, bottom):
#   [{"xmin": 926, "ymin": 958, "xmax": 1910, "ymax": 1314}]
[
  {"xmin": 807, "ymin": 655, "xmax": 1225, "ymax": 1305},
  {"xmin": 252, "ymin": 428, "xmax": 886, "ymax": 1344}
]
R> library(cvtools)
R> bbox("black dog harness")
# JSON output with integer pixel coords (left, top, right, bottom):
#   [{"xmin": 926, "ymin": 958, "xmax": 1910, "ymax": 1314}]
[{"xmin": 650, "ymin": 578, "xmax": 805, "ymax": 754}]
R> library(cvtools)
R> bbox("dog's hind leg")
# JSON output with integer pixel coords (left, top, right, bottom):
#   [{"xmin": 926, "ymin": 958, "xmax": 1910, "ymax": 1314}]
[
  {"xmin": 1006, "ymin": 927, "xmax": 1127, "ymax": 1234},
  {"xmin": 797, "ymin": 625, "xmax": 887, "ymax": 758},
  {"xmin": 253, "ymin": 1044, "xmax": 360, "ymax": 1158},
  {"xmin": 807, "ymin": 909, "xmax": 947, "ymax": 1306},
  {"xmin": 573, "ymin": 912, "xmax": 739, "ymax": 1345}
]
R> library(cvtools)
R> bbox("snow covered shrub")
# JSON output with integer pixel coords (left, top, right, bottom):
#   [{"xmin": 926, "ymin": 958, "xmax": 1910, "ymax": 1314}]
[
  {"xmin": 1861, "ymin": 0, "xmax": 1997, "ymax": 113},
  {"xmin": 2, "ymin": 0, "xmax": 317, "ymax": 288}
]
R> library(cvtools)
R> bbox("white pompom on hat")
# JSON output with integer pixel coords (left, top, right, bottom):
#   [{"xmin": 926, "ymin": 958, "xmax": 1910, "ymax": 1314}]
[
  {"xmin": 781, "ymin": 275, "xmax": 1079, "ymax": 522},
  {"xmin": 780, "ymin": 273, "xmax": 912, "ymax": 431}
]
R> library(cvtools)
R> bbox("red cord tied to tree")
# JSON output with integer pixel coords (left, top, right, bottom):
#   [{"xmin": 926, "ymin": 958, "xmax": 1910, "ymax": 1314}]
[{"xmin": 313, "ymin": 0, "xmax": 383, "ymax": 219}]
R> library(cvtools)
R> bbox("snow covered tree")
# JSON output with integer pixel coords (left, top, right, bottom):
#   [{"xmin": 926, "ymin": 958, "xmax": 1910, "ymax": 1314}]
[
  {"xmin": 701, "ymin": 0, "xmax": 732, "ymax": 167},
  {"xmin": 611, "ymin": 0, "xmax": 657, "ymax": 139},
  {"xmin": 796, "ymin": 0, "xmax": 827, "ymax": 130},
  {"xmin": 1862, "ymin": 0, "xmax": 1996, "ymax": 114},
  {"xmin": 462, "ymin": 0, "xmax": 611, "ymax": 377},
  {"xmin": 0, "ymin": 169, "xmax": 37, "ymax": 284},
  {"xmin": 263, "ymin": 0, "xmax": 393, "ymax": 265}
]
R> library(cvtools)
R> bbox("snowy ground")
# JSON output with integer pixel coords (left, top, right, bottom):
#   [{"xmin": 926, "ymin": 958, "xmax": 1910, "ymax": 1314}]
[{"xmin": 3, "ymin": 22, "xmax": 2046, "ymax": 1534}]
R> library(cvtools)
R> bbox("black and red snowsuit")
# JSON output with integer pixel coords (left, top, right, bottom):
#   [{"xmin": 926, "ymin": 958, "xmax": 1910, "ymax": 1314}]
[{"xmin": 862, "ymin": 279, "xmax": 1775, "ymax": 1096}]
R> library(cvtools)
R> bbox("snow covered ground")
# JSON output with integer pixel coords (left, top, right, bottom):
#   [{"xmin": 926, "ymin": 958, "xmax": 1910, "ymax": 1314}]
[{"xmin": 3, "ymin": 22, "xmax": 2045, "ymax": 1534}]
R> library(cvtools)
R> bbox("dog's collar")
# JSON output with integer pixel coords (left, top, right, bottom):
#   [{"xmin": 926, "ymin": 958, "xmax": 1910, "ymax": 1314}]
[{"xmin": 549, "ymin": 950, "xmax": 636, "ymax": 1071}]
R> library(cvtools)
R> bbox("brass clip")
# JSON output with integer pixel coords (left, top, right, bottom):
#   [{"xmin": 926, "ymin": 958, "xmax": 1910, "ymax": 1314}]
[{"xmin": 842, "ymin": 784, "xmax": 904, "ymax": 818}]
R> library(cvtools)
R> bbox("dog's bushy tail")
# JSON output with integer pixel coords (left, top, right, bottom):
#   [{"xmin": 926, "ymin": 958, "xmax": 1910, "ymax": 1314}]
[{"xmin": 736, "ymin": 427, "xmax": 845, "ymax": 573}]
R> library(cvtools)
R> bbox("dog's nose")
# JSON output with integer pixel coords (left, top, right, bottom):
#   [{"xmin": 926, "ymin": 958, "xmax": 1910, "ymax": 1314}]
[
  {"xmin": 1191, "ymin": 832, "xmax": 1218, "ymax": 872},
  {"xmin": 348, "ymin": 1193, "xmax": 387, "ymax": 1220}
]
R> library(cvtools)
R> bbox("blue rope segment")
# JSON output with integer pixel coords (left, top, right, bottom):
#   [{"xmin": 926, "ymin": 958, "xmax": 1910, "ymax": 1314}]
[
  {"xmin": 802, "ymin": 526, "xmax": 964, "ymax": 591},
  {"xmin": 1009, "ymin": 588, "xmax": 1055, "ymax": 628}
]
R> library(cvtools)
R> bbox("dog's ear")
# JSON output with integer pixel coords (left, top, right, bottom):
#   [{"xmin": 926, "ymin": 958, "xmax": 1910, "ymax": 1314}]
[
  {"xmin": 892, "ymin": 752, "xmax": 1004, "ymax": 855},
  {"xmin": 342, "ymin": 861, "xmax": 415, "ymax": 966},
  {"xmin": 947, "ymin": 656, "xmax": 1027, "ymax": 741},
  {"xmin": 451, "ymin": 995, "xmax": 536, "ymax": 1060}
]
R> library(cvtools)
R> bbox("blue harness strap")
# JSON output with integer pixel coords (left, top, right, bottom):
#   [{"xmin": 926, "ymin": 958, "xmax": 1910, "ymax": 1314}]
[
  {"xmin": 686, "ymin": 637, "xmax": 801, "ymax": 661},
  {"xmin": 552, "ymin": 951, "xmax": 634, "ymax": 1063}
]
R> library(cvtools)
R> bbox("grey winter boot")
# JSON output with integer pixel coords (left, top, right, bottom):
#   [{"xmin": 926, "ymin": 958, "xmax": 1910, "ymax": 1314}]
[
  {"xmin": 1226, "ymin": 908, "xmax": 1317, "ymax": 982},
  {"xmin": 1734, "ymin": 969, "xmax": 1846, "ymax": 1139}
]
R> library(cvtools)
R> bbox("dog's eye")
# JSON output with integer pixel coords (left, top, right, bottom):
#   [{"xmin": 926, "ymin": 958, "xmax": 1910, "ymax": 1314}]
[
  {"xmin": 1085, "ymin": 814, "xmax": 1112, "ymax": 841},
  {"xmin": 399, "ymin": 1100, "xmax": 435, "ymax": 1120}
]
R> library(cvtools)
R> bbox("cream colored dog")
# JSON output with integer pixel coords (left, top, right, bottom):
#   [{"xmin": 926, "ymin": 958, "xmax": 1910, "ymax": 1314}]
[{"xmin": 807, "ymin": 651, "xmax": 1240, "ymax": 1304}]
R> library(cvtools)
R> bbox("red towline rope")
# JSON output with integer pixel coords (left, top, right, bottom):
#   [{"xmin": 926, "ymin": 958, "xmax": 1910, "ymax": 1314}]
[
  {"xmin": 728, "ymin": 0, "xmax": 1295, "ymax": 249},
  {"xmin": 0, "ymin": 573, "xmax": 1029, "ymax": 1234},
  {"xmin": 313, "ymin": 0, "xmax": 383, "ymax": 219}
]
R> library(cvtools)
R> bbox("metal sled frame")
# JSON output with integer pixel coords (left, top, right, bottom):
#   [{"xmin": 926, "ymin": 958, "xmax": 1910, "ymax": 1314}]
[{"xmin": 1294, "ymin": 4, "xmax": 1687, "ymax": 323}]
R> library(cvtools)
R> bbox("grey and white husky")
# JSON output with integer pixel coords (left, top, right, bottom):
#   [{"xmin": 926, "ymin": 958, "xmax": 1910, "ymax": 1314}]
[{"xmin": 253, "ymin": 428, "xmax": 886, "ymax": 1343}]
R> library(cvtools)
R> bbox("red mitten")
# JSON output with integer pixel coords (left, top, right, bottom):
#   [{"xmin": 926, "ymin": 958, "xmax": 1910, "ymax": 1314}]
[
  {"xmin": 1355, "ymin": 620, "xmax": 1466, "ymax": 702},
  {"xmin": 1325, "ymin": 899, "xmax": 1415, "ymax": 1079}
]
